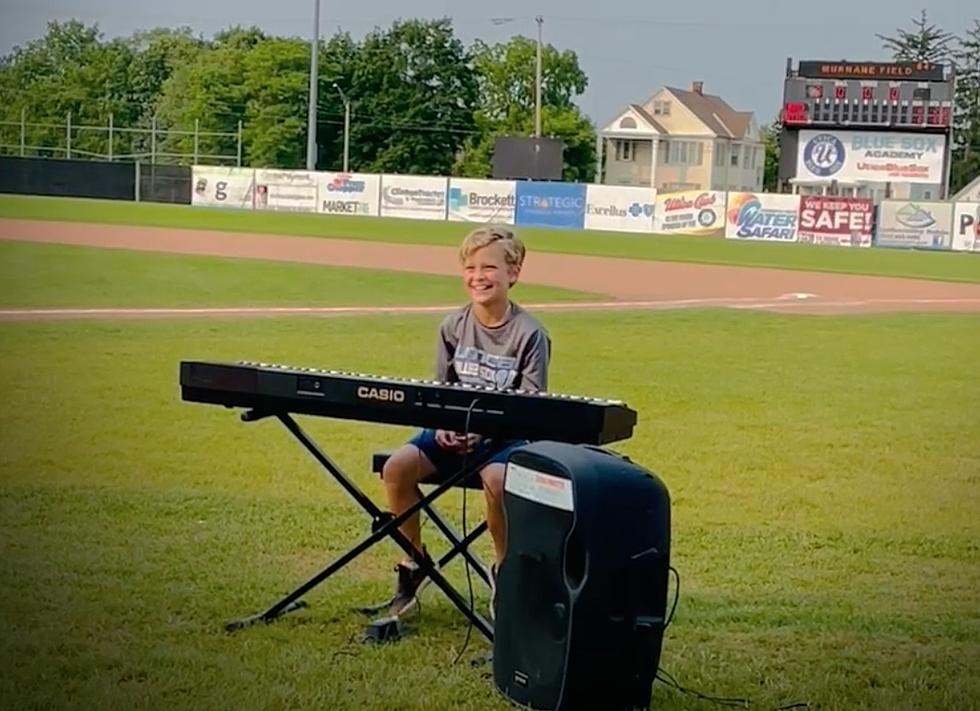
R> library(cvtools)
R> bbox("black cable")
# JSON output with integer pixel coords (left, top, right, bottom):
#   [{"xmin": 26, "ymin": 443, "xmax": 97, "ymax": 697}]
[
  {"xmin": 450, "ymin": 397, "xmax": 481, "ymax": 666},
  {"xmin": 665, "ymin": 565, "xmax": 680, "ymax": 629}
]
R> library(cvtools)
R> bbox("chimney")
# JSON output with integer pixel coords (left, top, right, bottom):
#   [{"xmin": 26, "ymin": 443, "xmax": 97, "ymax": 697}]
[{"xmin": 691, "ymin": 81, "xmax": 704, "ymax": 95}]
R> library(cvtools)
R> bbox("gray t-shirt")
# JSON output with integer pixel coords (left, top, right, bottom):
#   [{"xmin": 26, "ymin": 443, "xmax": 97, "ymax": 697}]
[{"xmin": 435, "ymin": 302, "xmax": 550, "ymax": 392}]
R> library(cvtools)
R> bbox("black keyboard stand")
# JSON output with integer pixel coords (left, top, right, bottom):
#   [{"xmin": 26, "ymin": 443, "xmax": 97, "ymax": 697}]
[{"xmin": 224, "ymin": 409, "xmax": 495, "ymax": 642}]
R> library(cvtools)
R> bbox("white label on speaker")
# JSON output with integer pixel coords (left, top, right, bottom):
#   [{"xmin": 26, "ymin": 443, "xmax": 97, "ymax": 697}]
[{"xmin": 504, "ymin": 463, "xmax": 574, "ymax": 511}]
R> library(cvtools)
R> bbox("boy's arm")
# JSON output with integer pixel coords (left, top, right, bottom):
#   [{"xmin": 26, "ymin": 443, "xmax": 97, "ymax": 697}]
[
  {"xmin": 519, "ymin": 329, "xmax": 551, "ymax": 392},
  {"xmin": 434, "ymin": 315, "xmax": 457, "ymax": 383}
]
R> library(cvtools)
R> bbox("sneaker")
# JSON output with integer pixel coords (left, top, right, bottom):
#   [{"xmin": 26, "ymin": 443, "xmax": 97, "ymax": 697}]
[
  {"xmin": 489, "ymin": 563, "xmax": 499, "ymax": 621},
  {"xmin": 387, "ymin": 549, "xmax": 431, "ymax": 618}
]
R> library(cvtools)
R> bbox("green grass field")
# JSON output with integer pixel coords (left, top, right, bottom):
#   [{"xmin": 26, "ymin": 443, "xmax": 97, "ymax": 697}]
[
  {"xmin": 0, "ymin": 241, "xmax": 597, "ymax": 307},
  {"xmin": 1, "ymin": 241, "xmax": 978, "ymax": 710},
  {"xmin": 2, "ymin": 193, "xmax": 979, "ymax": 284}
]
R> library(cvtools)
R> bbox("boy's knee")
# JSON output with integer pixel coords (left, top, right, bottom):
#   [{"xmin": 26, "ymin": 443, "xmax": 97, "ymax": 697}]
[
  {"xmin": 481, "ymin": 463, "xmax": 506, "ymax": 500},
  {"xmin": 382, "ymin": 446, "xmax": 422, "ymax": 488}
]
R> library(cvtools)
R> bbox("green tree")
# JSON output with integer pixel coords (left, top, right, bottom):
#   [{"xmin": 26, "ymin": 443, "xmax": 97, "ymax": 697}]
[
  {"xmin": 761, "ymin": 119, "xmax": 781, "ymax": 192},
  {"xmin": 345, "ymin": 18, "xmax": 478, "ymax": 175},
  {"xmin": 457, "ymin": 36, "xmax": 595, "ymax": 181},
  {"xmin": 876, "ymin": 9, "xmax": 955, "ymax": 63},
  {"xmin": 952, "ymin": 20, "xmax": 980, "ymax": 194}
]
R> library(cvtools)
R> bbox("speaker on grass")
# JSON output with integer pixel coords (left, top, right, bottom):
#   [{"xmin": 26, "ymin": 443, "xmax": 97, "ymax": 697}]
[{"xmin": 492, "ymin": 441, "xmax": 671, "ymax": 711}]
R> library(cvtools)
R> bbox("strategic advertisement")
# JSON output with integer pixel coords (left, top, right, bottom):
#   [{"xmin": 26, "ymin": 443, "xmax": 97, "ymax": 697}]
[
  {"xmin": 317, "ymin": 172, "xmax": 381, "ymax": 216},
  {"xmin": 447, "ymin": 178, "xmax": 516, "ymax": 223},
  {"xmin": 652, "ymin": 190, "xmax": 725, "ymax": 236},
  {"xmin": 797, "ymin": 196, "xmax": 874, "ymax": 247},
  {"xmin": 191, "ymin": 166, "xmax": 255, "ymax": 209},
  {"xmin": 514, "ymin": 181, "xmax": 586, "ymax": 229},
  {"xmin": 584, "ymin": 184, "xmax": 656, "ymax": 233},
  {"xmin": 380, "ymin": 174, "xmax": 448, "ymax": 220},
  {"xmin": 253, "ymin": 169, "xmax": 319, "ymax": 212},
  {"xmin": 875, "ymin": 200, "xmax": 953, "ymax": 249},
  {"xmin": 725, "ymin": 192, "xmax": 800, "ymax": 241},
  {"xmin": 796, "ymin": 130, "xmax": 945, "ymax": 185},
  {"xmin": 951, "ymin": 202, "xmax": 980, "ymax": 252}
]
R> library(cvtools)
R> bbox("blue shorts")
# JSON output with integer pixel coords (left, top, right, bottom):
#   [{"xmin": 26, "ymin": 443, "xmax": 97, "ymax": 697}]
[{"xmin": 408, "ymin": 428, "xmax": 528, "ymax": 486}]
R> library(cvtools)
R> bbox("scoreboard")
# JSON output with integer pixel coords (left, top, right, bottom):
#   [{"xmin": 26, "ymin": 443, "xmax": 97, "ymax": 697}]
[
  {"xmin": 778, "ymin": 58, "xmax": 954, "ymax": 197},
  {"xmin": 781, "ymin": 59, "xmax": 953, "ymax": 130}
]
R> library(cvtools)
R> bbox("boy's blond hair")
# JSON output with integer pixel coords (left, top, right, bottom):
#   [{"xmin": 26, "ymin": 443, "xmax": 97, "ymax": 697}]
[{"xmin": 458, "ymin": 225, "xmax": 526, "ymax": 270}]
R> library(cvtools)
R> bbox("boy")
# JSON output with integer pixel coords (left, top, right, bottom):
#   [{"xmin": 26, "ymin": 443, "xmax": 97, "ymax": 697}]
[{"xmin": 380, "ymin": 225, "xmax": 551, "ymax": 619}]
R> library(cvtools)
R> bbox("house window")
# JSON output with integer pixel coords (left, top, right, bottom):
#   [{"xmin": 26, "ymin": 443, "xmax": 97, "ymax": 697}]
[
  {"xmin": 731, "ymin": 145, "xmax": 740, "ymax": 167},
  {"xmin": 715, "ymin": 144, "xmax": 726, "ymax": 167},
  {"xmin": 653, "ymin": 100, "xmax": 671, "ymax": 116},
  {"xmin": 615, "ymin": 140, "xmax": 636, "ymax": 162},
  {"xmin": 666, "ymin": 140, "xmax": 703, "ymax": 165},
  {"xmin": 619, "ymin": 117, "xmax": 637, "ymax": 129}
]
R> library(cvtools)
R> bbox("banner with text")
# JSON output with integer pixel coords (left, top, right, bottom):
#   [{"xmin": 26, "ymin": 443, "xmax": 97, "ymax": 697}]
[
  {"xmin": 448, "ymin": 178, "xmax": 516, "ymax": 223},
  {"xmin": 725, "ymin": 192, "xmax": 800, "ymax": 242},
  {"xmin": 584, "ymin": 184, "xmax": 657, "ymax": 233},
  {"xmin": 254, "ymin": 169, "xmax": 318, "ymax": 212},
  {"xmin": 380, "ymin": 174, "xmax": 448, "ymax": 220},
  {"xmin": 317, "ymin": 172, "xmax": 380, "ymax": 216},
  {"xmin": 951, "ymin": 202, "xmax": 980, "ymax": 252},
  {"xmin": 652, "ymin": 190, "xmax": 725, "ymax": 236},
  {"xmin": 515, "ymin": 181, "xmax": 586, "ymax": 229},
  {"xmin": 796, "ymin": 130, "xmax": 945, "ymax": 185},
  {"xmin": 191, "ymin": 166, "xmax": 255, "ymax": 209},
  {"xmin": 797, "ymin": 195, "xmax": 874, "ymax": 247},
  {"xmin": 875, "ymin": 200, "xmax": 953, "ymax": 249}
]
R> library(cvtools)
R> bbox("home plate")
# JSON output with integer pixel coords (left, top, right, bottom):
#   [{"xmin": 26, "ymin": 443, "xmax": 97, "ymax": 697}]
[{"xmin": 777, "ymin": 292, "xmax": 818, "ymax": 300}]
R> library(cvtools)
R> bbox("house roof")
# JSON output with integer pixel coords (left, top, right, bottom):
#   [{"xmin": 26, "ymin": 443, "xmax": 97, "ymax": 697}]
[
  {"xmin": 664, "ymin": 86, "xmax": 753, "ymax": 139},
  {"xmin": 627, "ymin": 104, "xmax": 667, "ymax": 133}
]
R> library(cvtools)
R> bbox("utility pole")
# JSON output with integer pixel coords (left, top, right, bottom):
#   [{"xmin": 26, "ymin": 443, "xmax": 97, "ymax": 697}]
[
  {"xmin": 334, "ymin": 83, "xmax": 351, "ymax": 172},
  {"xmin": 306, "ymin": 0, "xmax": 320, "ymax": 171},
  {"xmin": 535, "ymin": 15, "xmax": 543, "ymax": 138}
]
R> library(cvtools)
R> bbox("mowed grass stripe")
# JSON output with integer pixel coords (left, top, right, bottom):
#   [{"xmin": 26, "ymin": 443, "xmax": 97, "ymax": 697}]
[
  {"xmin": 0, "ymin": 310, "xmax": 978, "ymax": 709},
  {"xmin": 0, "ymin": 240, "xmax": 598, "ymax": 308},
  {"xmin": 2, "ymin": 194, "xmax": 979, "ymax": 284}
]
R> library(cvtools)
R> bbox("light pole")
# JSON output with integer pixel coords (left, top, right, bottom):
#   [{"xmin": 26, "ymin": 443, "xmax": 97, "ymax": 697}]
[
  {"xmin": 535, "ymin": 15, "xmax": 543, "ymax": 138},
  {"xmin": 305, "ymin": 0, "xmax": 320, "ymax": 171},
  {"xmin": 333, "ymin": 83, "xmax": 351, "ymax": 173}
]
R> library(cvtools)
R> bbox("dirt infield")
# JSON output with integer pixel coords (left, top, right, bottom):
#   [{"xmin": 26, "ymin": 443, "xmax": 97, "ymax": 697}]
[{"xmin": 2, "ymin": 218, "xmax": 980, "ymax": 317}]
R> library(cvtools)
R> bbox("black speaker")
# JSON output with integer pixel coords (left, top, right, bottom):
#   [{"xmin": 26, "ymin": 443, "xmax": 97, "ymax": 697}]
[{"xmin": 492, "ymin": 442, "xmax": 671, "ymax": 711}]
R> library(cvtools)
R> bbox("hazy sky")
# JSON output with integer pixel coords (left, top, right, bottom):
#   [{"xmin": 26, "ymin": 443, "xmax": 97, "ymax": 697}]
[{"xmin": 1, "ymin": 0, "xmax": 972, "ymax": 128}]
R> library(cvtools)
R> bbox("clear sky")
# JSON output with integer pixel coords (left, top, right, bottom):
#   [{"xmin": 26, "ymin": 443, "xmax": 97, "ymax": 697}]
[{"xmin": 1, "ymin": 0, "xmax": 972, "ymax": 128}]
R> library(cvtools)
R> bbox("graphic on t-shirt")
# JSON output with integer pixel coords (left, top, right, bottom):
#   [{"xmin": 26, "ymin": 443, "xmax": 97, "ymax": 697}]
[{"xmin": 454, "ymin": 346, "xmax": 518, "ymax": 389}]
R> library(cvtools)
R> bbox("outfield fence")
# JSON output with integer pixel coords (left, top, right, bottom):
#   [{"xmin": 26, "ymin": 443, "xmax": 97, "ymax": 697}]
[{"xmin": 190, "ymin": 165, "xmax": 980, "ymax": 253}]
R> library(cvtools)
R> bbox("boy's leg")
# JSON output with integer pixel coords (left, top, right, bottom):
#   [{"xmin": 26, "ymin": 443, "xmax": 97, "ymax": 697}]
[
  {"xmin": 381, "ymin": 439, "xmax": 438, "ymax": 560},
  {"xmin": 479, "ymin": 462, "xmax": 508, "ymax": 566},
  {"xmin": 379, "ymin": 429, "xmax": 445, "ymax": 617}
]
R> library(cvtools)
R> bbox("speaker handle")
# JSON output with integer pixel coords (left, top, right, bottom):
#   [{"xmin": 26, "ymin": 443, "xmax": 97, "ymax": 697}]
[{"xmin": 626, "ymin": 546, "xmax": 669, "ymax": 710}]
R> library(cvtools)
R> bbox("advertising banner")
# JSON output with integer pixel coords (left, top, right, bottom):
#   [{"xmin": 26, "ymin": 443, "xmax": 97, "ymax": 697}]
[
  {"xmin": 797, "ymin": 195, "xmax": 874, "ymax": 247},
  {"xmin": 796, "ymin": 130, "xmax": 945, "ymax": 185},
  {"xmin": 317, "ymin": 172, "xmax": 380, "ymax": 216},
  {"xmin": 875, "ymin": 200, "xmax": 953, "ymax": 249},
  {"xmin": 191, "ymin": 166, "xmax": 255, "ymax": 208},
  {"xmin": 951, "ymin": 202, "xmax": 980, "ymax": 252},
  {"xmin": 380, "ymin": 174, "xmax": 448, "ymax": 220},
  {"xmin": 448, "ymin": 178, "xmax": 516, "ymax": 223},
  {"xmin": 725, "ymin": 192, "xmax": 800, "ymax": 241},
  {"xmin": 253, "ymin": 169, "xmax": 319, "ymax": 212},
  {"xmin": 514, "ymin": 181, "xmax": 586, "ymax": 229},
  {"xmin": 652, "ymin": 190, "xmax": 725, "ymax": 236},
  {"xmin": 584, "ymin": 184, "xmax": 656, "ymax": 233}
]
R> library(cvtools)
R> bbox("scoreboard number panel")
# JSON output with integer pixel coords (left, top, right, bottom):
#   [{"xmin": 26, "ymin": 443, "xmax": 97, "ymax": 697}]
[{"xmin": 782, "ymin": 60, "xmax": 953, "ymax": 130}]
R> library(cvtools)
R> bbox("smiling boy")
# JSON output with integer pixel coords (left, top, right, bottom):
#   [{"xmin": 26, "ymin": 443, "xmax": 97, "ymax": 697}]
[{"xmin": 379, "ymin": 225, "xmax": 551, "ymax": 619}]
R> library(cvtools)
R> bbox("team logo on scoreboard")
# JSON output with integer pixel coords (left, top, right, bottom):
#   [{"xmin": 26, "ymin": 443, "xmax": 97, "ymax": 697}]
[{"xmin": 803, "ymin": 133, "xmax": 846, "ymax": 177}]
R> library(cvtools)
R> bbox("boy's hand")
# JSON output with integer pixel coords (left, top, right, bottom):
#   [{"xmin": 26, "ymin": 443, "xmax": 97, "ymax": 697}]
[{"xmin": 435, "ymin": 430, "xmax": 482, "ymax": 452}]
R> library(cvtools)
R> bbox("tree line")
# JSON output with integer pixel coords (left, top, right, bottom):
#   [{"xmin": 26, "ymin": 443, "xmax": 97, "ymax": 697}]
[
  {"xmin": 0, "ymin": 19, "xmax": 595, "ymax": 181},
  {"xmin": 0, "ymin": 12, "xmax": 977, "ymax": 193}
]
